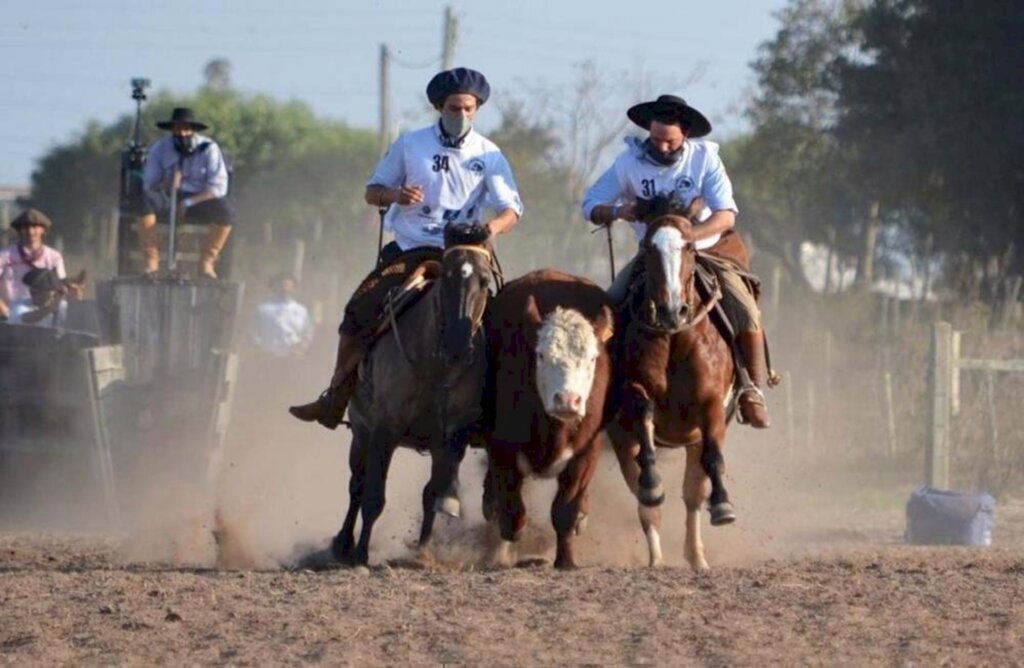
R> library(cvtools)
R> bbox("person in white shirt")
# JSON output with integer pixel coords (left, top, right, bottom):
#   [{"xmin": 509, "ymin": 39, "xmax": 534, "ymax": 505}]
[
  {"xmin": 582, "ymin": 94, "xmax": 771, "ymax": 429},
  {"xmin": 139, "ymin": 107, "xmax": 234, "ymax": 278},
  {"xmin": 291, "ymin": 67, "xmax": 523, "ymax": 429},
  {"xmin": 251, "ymin": 273, "xmax": 315, "ymax": 358}
]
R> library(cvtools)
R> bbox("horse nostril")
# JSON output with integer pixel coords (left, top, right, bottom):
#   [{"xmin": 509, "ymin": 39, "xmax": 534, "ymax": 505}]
[
  {"xmin": 679, "ymin": 304, "xmax": 690, "ymax": 317},
  {"xmin": 570, "ymin": 394, "xmax": 582, "ymax": 408}
]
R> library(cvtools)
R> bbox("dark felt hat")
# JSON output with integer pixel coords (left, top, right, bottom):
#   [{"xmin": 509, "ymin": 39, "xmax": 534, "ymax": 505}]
[
  {"xmin": 426, "ymin": 68, "xmax": 491, "ymax": 108},
  {"xmin": 22, "ymin": 268, "xmax": 62, "ymax": 300},
  {"xmin": 627, "ymin": 94, "xmax": 712, "ymax": 138},
  {"xmin": 10, "ymin": 208, "xmax": 52, "ymax": 230},
  {"xmin": 156, "ymin": 107, "xmax": 209, "ymax": 131}
]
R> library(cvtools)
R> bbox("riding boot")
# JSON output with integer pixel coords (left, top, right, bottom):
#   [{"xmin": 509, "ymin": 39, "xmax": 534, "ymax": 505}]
[
  {"xmin": 137, "ymin": 214, "xmax": 161, "ymax": 275},
  {"xmin": 289, "ymin": 333, "xmax": 364, "ymax": 430},
  {"xmin": 199, "ymin": 224, "xmax": 232, "ymax": 279},
  {"xmin": 737, "ymin": 330, "xmax": 771, "ymax": 429}
]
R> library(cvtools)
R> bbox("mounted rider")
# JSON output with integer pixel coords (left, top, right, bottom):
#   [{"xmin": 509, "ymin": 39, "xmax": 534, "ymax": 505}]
[
  {"xmin": 582, "ymin": 94, "xmax": 772, "ymax": 429},
  {"xmin": 290, "ymin": 67, "xmax": 523, "ymax": 429}
]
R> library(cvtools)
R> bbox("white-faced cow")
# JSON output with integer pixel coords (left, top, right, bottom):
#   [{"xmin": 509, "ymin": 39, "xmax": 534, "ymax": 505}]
[{"xmin": 482, "ymin": 269, "xmax": 614, "ymax": 568}]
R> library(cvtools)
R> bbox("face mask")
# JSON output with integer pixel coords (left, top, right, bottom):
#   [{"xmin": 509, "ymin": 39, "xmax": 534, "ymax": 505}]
[
  {"xmin": 440, "ymin": 113, "xmax": 472, "ymax": 140},
  {"xmin": 173, "ymin": 134, "xmax": 198, "ymax": 155},
  {"xmin": 645, "ymin": 138, "xmax": 684, "ymax": 166}
]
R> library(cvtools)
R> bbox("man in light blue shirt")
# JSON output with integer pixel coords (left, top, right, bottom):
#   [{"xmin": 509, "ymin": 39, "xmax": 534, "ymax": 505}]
[{"xmin": 139, "ymin": 107, "xmax": 235, "ymax": 278}]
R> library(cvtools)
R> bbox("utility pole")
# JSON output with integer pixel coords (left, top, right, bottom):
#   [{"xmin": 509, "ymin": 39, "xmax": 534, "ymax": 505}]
[
  {"xmin": 378, "ymin": 43, "xmax": 391, "ymax": 155},
  {"xmin": 441, "ymin": 5, "xmax": 458, "ymax": 70}
]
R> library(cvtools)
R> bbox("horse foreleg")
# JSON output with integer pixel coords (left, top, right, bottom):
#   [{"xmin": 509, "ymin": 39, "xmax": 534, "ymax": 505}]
[
  {"xmin": 551, "ymin": 445, "xmax": 600, "ymax": 570},
  {"xmin": 331, "ymin": 434, "xmax": 368, "ymax": 564},
  {"xmin": 608, "ymin": 424, "xmax": 663, "ymax": 567},
  {"xmin": 436, "ymin": 430, "xmax": 469, "ymax": 519},
  {"xmin": 353, "ymin": 441, "xmax": 396, "ymax": 566},
  {"xmin": 622, "ymin": 383, "xmax": 664, "ymax": 507},
  {"xmin": 682, "ymin": 446, "xmax": 710, "ymax": 571},
  {"xmin": 701, "ymin": 417, "xmax": 735, "ymax": 526},
  {"xmin": 418, "ymin": 434, "xmax": 467, "ymax": 551}
]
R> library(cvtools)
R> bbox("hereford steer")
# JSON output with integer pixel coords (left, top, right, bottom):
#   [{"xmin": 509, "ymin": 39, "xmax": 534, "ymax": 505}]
[{"xmin": 482, "ymin": 270, "xmax": 614, "ymax": 569}]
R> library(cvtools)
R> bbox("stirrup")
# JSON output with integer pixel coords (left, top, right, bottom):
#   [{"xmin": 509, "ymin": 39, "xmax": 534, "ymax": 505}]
[{"xmin": 735, "ymin": 385, "xmax": 767, "ymax": 425}]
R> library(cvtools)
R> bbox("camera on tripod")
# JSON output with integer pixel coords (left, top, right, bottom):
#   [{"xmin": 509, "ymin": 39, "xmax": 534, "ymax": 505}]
[{"xmin": 131, "ymin": 77, "xmax": 151, "ymax": 102}]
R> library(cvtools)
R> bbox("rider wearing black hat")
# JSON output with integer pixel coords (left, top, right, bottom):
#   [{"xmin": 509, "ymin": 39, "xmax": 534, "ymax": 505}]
[
  {"xmin": 582, "ymin": 94, "xmax": 772, "ymax": 429},
  {"xmin": 138, "ymin": 107, "xmax": 235, "ymax": 278},
  {"xmin": 290, "ymin": 67, "xmax": 523, "ymax": 431}
]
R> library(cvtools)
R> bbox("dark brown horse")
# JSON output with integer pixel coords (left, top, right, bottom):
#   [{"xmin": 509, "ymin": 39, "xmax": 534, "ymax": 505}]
[
  {"xmin": 608, "ymin": 213, "xmax": 739, "ymax": 570},
  {"xmin": 302, "ymin": 224, "xmax": 494, "ymax": 567}
]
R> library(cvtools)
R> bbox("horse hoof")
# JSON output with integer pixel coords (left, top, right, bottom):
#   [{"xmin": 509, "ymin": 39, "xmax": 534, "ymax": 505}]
[
  {"xmin": 709, "ymin": 502, "xmax": 736, "ymax": 526},
  {"xmin": 435, "ymin": 495, "xmax": 462, "ymax": 519},
  {"xmin": 638, "ymin": 484, "xmax": 665, "ymax": 508}
]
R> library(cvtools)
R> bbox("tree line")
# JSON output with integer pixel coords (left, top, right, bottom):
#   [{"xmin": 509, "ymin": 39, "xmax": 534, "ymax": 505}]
[{"xmin": 23, "ymin": 0, "xmax": 1022, "ymax": 300}]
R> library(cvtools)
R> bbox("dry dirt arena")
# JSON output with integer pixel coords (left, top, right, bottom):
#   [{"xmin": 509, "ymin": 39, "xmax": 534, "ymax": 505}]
[
  {"xmin": 6, "ymin": 440, "xmax": 1024, "ymax": 663},
  {"xmin": 3, "ymin": 370, "xmax": 1024, "ymax": 665}
]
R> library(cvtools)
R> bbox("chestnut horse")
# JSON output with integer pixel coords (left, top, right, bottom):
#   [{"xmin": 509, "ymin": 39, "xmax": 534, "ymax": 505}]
[{"xmin": 607, "ymin": 213, "xmax": 740, "ymax": 570}]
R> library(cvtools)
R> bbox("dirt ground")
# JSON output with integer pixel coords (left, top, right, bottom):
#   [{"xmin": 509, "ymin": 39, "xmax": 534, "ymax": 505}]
[
  {"xmin": 1, "ymin": 534, "xmax": 1022, "ymax": 666},
  {"xmin": 4, "ymin": 343, "xmax": 1023, "ymax": 665}
]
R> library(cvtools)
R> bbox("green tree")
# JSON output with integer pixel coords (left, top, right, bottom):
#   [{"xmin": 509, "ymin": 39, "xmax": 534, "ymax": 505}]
[
  {"xmin": 834, "ymin": 0, "xmax": 1024, "ymax": 283},
  {"xmin": 732, "ymin": 0, "xmax": 861, "ymax": 288}
]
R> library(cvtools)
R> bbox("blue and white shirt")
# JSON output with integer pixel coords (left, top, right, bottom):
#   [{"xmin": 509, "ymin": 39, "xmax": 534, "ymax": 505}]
[
  {"xmin": 581, "ymin": 137, "xmax": 738, "ymax": 250},
  {"xmin": 143, "ymin": 134, "xmax": 229, "ymax": 198},
  {"xmin": 368, "ymin": 123, "xmax": 523, "ymax": 251}
]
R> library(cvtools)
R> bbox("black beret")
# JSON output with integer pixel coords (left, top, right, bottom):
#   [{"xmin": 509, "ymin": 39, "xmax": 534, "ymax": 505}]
[{"xmin": 426, "ymin": 68, "xmax": 491, "ymax": 108}]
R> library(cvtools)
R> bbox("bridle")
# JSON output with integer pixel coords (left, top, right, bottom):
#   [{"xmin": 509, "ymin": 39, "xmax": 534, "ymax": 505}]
[{"xmin": 632, "ymin": 231, "xmax": 721, "ymax": 336}]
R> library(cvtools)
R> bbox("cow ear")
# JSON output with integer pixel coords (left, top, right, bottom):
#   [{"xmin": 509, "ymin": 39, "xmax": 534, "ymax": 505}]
[
  {"xmin": 595, "ymin": 305, "xmax": 614, "ymax": 344},
  {"xmin": 524, "ymin": 294, "xmax": 543, "ymax": 328}
]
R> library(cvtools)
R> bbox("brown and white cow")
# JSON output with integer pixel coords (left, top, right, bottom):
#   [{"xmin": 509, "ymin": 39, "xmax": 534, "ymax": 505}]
[{"xmin": 482, "ymin": 269, "xmax": 614, "ymax": 569}]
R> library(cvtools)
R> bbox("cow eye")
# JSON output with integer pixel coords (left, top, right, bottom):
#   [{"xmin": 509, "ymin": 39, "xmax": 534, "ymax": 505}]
[{"xmin": 537, "ymin": 352, "xmax": 545, "ymax": 362}]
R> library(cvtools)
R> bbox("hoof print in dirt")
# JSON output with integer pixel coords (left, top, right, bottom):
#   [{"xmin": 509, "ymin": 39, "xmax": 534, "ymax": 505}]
[
  {"xmin": 292, "ymin": 548, "xmax": 345, "ymax": 572},
  {"xmin": 386, "ymin": 557, "xmax": 429, "ymax": 570},
  {"xmin": 515, "ymin": 557, "xmax": 551, "ymax": 569}
]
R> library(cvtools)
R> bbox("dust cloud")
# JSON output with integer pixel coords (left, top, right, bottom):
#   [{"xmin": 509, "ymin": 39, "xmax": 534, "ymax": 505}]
[{"xmin": 1, "ymin": 230, "xmax": 921, "ymax": 571}]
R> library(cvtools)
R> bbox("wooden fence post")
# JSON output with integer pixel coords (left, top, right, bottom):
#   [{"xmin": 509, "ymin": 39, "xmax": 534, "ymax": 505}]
[
  {"xmin": 884, "ymin": 371, "xmax": 896, "ymax": 458},
  {"xmin": 927, "ymin": 321, "xmax": 954, "ymax": 489}
]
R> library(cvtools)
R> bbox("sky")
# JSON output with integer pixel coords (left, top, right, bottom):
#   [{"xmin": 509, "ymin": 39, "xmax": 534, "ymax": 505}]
[{"xmin": 0, "ymin": 0, "xmax": 791, "ymax": 187}]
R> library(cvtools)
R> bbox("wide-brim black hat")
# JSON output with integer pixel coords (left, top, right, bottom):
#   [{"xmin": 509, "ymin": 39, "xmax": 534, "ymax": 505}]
[
  {"xmin": 156, "ymin": 107, "xmax": 209, "ymax": 131},
  {"xmin": 10, "ymin": 207, "xmax": 52, "ymax": 230},
  {"xmin": 627, "ymin": 95, "xmax": 711, "ymax": 138},
  {"xmin": 426, "ymin": 68, "xmax": 491, "ymax": 108}
]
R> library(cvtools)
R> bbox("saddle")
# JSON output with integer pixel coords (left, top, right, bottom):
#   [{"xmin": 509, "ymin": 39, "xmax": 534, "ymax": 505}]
[{"xmin": 371, "ymin": 260, "xmax": 442, "ymax": 342}]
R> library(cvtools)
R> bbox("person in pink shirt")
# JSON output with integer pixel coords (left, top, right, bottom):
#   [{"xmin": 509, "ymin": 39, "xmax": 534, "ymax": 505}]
[{"xmin": 0, "ymin": 208, "xmax": 69, "ymax": 323}]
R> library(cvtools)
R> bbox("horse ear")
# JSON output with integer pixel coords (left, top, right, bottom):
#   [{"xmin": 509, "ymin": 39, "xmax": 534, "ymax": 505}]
[
  {"xmin": 595, "ymin": 305, "xmax": 614, "ymax": 344},
  {"xmin": 524, "ymin": 294, "xmax": 543, "ymax": 328},
  {"xmin": 684, "ymin": 196, "xmax": 705, "ymax": 222}
]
